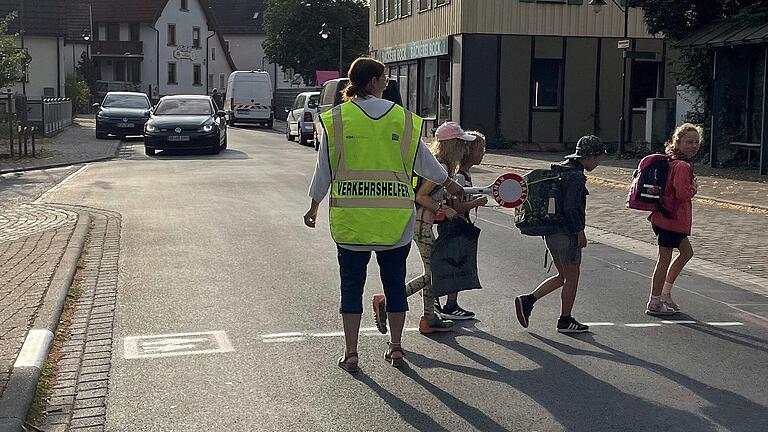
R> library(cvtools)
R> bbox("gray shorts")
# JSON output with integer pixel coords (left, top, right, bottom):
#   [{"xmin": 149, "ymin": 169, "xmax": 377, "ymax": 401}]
[{"xmin": 545, "ymin": 232, "xmax": 582, "ymax": 266}]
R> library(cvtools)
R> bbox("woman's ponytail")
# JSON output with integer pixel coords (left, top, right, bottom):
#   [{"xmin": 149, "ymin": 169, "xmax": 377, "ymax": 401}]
[{"xmin": 342, "ymin": 83, "xmax": 359, "ymax": 102}]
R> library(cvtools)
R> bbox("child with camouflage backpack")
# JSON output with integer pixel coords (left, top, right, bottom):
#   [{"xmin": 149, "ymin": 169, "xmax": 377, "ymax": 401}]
[{"xmin": 514, "ymin": 135, "xmax": 606, "ymax": 333}]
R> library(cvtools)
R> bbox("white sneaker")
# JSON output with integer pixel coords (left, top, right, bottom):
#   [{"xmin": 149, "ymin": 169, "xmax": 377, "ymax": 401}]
[{"xmin": 646, "ymin": 298, "xmax": 677, "ymax": 316}]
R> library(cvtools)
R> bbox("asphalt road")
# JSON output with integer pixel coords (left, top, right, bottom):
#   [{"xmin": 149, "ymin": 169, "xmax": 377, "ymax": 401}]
[{"xmin": 40, "ymin": 127, "xmax": 768, "ymax": 432}]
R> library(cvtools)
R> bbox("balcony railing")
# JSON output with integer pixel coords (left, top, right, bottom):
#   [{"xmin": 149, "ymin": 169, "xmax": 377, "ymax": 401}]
[{"xmin": 92, "ymin": 40, "xmax": 143, "ymax": 57}]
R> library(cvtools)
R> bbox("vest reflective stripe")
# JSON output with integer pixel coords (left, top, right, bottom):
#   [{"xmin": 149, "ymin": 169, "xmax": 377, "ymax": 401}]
[{"xmin": 321, "ymin": 102, "xmax": 423, "ymax": 246}]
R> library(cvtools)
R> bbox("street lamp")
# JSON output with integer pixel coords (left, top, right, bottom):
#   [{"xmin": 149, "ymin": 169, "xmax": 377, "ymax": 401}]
[
  {"xmin": 319, "ymin": 23, "xmax": 343, "ymax": 76},
  {"xmin": 590, "ymin": 0, "xmax": 629, "ymax": 154}
]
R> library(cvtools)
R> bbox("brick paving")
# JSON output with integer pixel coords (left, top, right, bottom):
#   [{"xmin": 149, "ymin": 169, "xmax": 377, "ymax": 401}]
[
  {"xmin": 0, "ymin": 117, "xmax": 119, "ymax": 175},
  {"xmin": 41, "ymin": 207, "xmax": 120, "ymax": 432},
  {"xmin": 0, "ymin": 205, "xmax": 78, "ymax": 400}
]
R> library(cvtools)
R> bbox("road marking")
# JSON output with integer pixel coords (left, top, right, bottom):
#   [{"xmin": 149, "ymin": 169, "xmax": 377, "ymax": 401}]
[
  {"xmin": 707, "ymin": 322, "xmax": 745, "ymax": 326},
  {"xmin": 583, "ymin": 322, "xmax": 615, "ymax": 326},
  {"xmin": 262, "ymin": 332, "xmax": 304, "ymax": 339},
  {"xmin": 625, "ymin": 323, "xmax": 663, "ymax": 327},
  {"xmin": 34, "ymin": 163, "xmax": 91, "ymax": 204},
  {"xmin": 661, "ymin": 320, "xmax": 698, "ymax": 324},
  {"xmin": 263, "ymin": 337, "xmax": 306, "ymax": 343},
  {"xmin": 124, "ymin": 331, "xmax": 234, "ymax": 359},
  {"xmin": 14, "ymin": 329, "xmax": 53, "ymax": 368},
  {"xmin": 312, "ymin": 331, "xmax": 345, "ymax": 337}
]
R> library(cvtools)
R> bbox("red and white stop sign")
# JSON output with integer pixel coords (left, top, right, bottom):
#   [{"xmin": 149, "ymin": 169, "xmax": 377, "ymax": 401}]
[{"xmin": 491, "ymin": 173, "xmax": 528, "ymax": 208}]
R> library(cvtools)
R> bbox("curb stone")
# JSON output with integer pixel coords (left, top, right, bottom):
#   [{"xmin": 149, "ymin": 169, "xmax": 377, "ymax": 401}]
[{"xmin": 0, "ymin": 210, "xmax": 91, "ymax": 432}]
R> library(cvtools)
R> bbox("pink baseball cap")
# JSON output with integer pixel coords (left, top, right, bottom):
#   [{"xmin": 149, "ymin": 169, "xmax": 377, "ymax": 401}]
[{"xmin": 434, "ymin": 122, "xmax": 477, "ymax": 142}]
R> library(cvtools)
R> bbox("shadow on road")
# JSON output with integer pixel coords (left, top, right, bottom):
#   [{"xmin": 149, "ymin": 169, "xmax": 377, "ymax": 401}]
[
  {"xmin": 531, "ymin": 333, "xmax": 768, "ymax": 432},
  {"xmin": 403, "ymin": 330, "xmax": 722, "ymax": 432},
  {"xmin": 147, "ymin": 148, "xmax": 251, "ymax": 160}
]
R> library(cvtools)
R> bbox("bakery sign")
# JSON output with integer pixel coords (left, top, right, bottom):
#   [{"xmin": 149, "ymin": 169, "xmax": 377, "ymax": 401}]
[
  {"xmin": 173, "ymin": 46, "xmax": 197, "ymax": 61},
  {"xmin": 376, "ymin": 37, "xmax": 449, "ymax": 63}
]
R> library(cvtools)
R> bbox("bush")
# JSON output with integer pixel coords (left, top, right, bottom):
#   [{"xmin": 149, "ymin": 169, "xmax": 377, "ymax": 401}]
[{"xmin": 65, "ymin": 76, "xmax": 91, "ymax": 113}]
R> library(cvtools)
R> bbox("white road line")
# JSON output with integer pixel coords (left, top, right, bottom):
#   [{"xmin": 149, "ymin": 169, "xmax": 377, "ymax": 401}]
[
  {"xmin": 263, "ymin": 337, "xmax": 306, "ymax": 343},
  {"xmin": 262, "ymin": 332, "xmax": 304, "ymax": 339},
  {"xmin": 707, "ymin": 322, "xmax": 745, "ymax": 326},
  {"xmin": 583, "ymin": 322, "xmax": 615, "ymax": 326},
  {"xmin": 661, "ymin": 320, "xmax": 698, "ymax": 324},
  {"xmin": 312, "ymin": 331, "xmax": 345, "ymax": 338},
  {"xmin": 625, "ymin": 323, "xmax": 663, "ymax": 327}
]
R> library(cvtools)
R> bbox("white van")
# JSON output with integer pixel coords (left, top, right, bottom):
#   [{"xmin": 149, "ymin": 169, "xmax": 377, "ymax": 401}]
[{"xmin": 225, "ymin": 70, "xmax": 273, "ymax": 128}]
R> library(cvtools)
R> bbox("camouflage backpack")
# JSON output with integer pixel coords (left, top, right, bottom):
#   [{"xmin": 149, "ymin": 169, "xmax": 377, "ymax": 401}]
[{"xmin": 513, "ymin": 168, "xmax": 563, "ymax": 236}]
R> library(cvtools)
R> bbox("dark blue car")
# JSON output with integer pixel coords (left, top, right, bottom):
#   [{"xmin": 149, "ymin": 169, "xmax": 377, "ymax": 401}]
[{"xmin": 94, "ymin": 92, "xmax": 152, "ymax": 139}]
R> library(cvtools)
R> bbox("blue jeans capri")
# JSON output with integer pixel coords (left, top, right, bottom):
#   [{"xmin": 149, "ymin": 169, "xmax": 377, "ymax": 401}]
[{"xmin": 337, "ymin": 243, "xmax": 411, "ymax": 314}]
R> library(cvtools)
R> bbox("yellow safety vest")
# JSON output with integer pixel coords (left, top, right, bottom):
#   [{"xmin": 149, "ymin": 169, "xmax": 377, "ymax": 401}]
[{"xmin": 320, "ymin": 101, "xmax": 423, "ymax": 246}]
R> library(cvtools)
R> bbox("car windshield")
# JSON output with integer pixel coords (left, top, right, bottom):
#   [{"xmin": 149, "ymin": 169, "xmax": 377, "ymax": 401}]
[
  {"xmin": 102, "ymin": 94, "xmax": 150, "ymax": 109},
  {"xmin": 307, "ymin": 95, "xmax": 319, "ymax": 108},
  {"xmin": 154, "ymin": 99, "xmax": 213, "ymax": 115}
]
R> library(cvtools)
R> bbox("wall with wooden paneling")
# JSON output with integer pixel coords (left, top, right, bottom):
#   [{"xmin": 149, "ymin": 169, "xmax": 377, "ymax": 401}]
[
  {"xmin": 463, "ymin": 0, "xmax": 651, "ymax": 38},
  {"xmin": 370, "ymin": 1, "xmax": 463, "ymax": 50}
]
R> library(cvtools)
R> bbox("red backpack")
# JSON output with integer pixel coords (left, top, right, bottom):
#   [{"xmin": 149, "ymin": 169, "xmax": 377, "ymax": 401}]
[{"xmin": 626, "ymin": 154, "xmax": 670, "ymax": 213}]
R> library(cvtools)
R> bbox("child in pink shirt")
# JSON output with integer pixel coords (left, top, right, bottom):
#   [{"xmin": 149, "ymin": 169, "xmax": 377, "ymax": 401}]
[{"xmin": 646, "ymin": 123, "xmax": 702, "ymax": 316}]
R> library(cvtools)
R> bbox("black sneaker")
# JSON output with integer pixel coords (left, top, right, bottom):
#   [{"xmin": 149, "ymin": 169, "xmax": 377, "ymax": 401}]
[
  {"xmin": 440, "ymin": 304, "xmax": 475, "ymax": 320},
  {"xmin": 433, "ymin": 298, "xmax": 443, "ymax": 314},
  {"xmin": 556, "ymin": 316, "xmax": 589, "ymax": 334},
  {"xmin": 515, "ymin": 295, "xmax": 536, "ymax": 328}
]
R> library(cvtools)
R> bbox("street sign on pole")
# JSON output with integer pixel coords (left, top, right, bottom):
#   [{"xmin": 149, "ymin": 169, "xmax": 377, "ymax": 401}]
[{"xmin": 618, "ymin": 39, "xmax": 630, "ymax": 49}]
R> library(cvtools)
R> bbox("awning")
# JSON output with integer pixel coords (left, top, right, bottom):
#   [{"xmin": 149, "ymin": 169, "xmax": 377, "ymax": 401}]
[{"xmin": 676, "ymin": 19, "xmax": 768, "ymax": 48}]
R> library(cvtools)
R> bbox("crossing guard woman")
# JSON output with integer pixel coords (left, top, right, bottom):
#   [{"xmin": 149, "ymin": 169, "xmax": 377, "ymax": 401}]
[{"xmin": 304, "ymin": 57, "xmax": 463, "ymax": 371}]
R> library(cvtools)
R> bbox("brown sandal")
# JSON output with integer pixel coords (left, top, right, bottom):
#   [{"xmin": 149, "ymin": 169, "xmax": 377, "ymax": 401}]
[
  {"xmin": 384, "ymin": 342, "xmax": 405, "ymax": 368},
  {"xmin": 338, "ymin": 352, "xmax": 359, "ymax": 372}
]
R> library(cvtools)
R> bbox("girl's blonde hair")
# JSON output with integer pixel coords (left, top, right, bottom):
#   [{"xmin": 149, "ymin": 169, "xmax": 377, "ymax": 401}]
[
  {"xmin": 665, "ymin": 123, "xmax": 703, "ymax": 157},
  {"xmin": 428, "ymin": 138, "xmax": 468, "ymax": 177}
]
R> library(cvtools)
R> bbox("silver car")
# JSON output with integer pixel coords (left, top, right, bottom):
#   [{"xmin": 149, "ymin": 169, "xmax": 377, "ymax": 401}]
[{"xmin": 285, "ymin": 91, "xmax": 320, "ymax": 146}]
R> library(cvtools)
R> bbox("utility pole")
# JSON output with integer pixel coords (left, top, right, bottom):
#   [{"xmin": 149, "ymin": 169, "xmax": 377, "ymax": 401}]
[{"xmin": 618, "ymin": 4, "xmax": 628, "ymax": 155}]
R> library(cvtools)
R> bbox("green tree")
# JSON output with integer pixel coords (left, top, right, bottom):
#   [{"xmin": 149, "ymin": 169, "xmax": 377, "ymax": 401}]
[
  {"xmin": 263, "ymin": 0, "xmax": 369, "ymax": 84},
  {"xmin": 0, "ymin": 12, "xmax": 26, "ymax": 89}
]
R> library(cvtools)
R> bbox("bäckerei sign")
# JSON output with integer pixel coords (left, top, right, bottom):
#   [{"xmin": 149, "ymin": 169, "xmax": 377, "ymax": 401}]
[{"xmin": 377, "ymin": 37, "xmax": 449, "ymax": 63}]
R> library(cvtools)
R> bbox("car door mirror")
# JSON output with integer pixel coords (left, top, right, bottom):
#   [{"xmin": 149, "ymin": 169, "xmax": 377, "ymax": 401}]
[
  {"xmin": 92, "ymin": 103, "xmax": 100, "ymax": 108},
  {"xmin": 284, "ymin": 106, "xmax": 290, "ymax": 113}
]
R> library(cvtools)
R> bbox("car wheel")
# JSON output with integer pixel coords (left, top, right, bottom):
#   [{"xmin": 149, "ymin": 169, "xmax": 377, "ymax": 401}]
[
  {"xmin": 145, "ymin": 147, "xmax": 155, "ymax": 156},
  {"xmin": 96, "ymin": 131, "xmax": 108, "ymax": 139},
  {"xmin": 227, "ymin": 118, "xmax": 234, "ymax": 126},
  {"xmin": 286, "ymin": 126, "xmax": 295, "ymax": 141},
  {"xmin": 299, "ymin": 133, "xmax": 308, "ymax": 146},
  {"xmin": 266, "ymin": 120, "xmax": 273, "ymax": 129}
]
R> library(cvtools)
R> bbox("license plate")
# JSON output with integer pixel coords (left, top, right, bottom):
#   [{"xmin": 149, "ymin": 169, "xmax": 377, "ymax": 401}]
[
  {"xmin": 237, "ymin": 109, "xmax": 250, "ymax": 113},
  {"xmin": 117, "ymin": 123, "xmax": 134, "ymax": 128},
  {"xmin": 168, "ymin": 135, "xmax": 189, "ymax": 142}
]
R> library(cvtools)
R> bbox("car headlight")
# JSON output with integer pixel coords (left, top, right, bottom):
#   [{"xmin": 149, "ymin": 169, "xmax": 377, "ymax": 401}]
[
  {"xmin": 145, "ymin": 124, "xmax": 158, "ymax": 133},
  {"xmin": 201, "ymin": 124, "xmax": 214, "ymax": 133}
]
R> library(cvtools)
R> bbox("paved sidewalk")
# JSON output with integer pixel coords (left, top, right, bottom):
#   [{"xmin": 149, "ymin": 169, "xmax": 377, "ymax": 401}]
[
  {"xmin": 0, "ymin": 117, "xmax": 119, "ymax": 175},
  {"xmin": 483, "ymin": 151, "xmax": 768, "ymax": 210}
]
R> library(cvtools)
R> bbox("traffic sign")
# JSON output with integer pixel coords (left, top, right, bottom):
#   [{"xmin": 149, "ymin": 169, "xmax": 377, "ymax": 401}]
[
  {"xmin": 464, "ymin": 173, "xmax": 529, "ymax": 208},
  {"xmin": 618, "ymin": 39, "xmax": 630, "ymax": 49}
]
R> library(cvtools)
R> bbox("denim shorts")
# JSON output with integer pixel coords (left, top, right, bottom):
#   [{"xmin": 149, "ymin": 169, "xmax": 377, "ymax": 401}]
[
  {"xmin": 544, "ymin": 232, "xmax": 582, "ymax": 266},
  {"xmin": 337, "ymin": 244, "xmax": 411, "ymax": 314}
]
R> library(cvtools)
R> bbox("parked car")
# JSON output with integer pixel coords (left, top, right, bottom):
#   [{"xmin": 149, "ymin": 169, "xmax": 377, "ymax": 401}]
[
  {"xmin": 94, "ymin": 92, "xmax": 152, "ymax": 139},
  {"xmin": 143, "ymin": 95, "xmax": 227, "ymax": 156},
  {"xmin": 313, "ymin": 78, "xmax": 403, "ymax": 146},
  {"xmin": 225, "ymin": 70, "xmax": 273, "ymax": 128},
  {"xmin": 285, "ymin": 91, "xmax": 320, "ymax": 146}
]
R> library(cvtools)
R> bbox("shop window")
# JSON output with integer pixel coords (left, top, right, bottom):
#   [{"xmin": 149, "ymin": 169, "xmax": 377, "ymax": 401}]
[
  {"xmin": 408, "ymin": 63, "xmax": 418, "ymax": 111},
  {"xmin": 420, "ymin": 58, "xmax": 438, "ymax": 118},
  {"xmin": 168, "ymin": 62, "xmax": 177, "ymax": 84},
  {"xmin": 167, "ymin": 24, "xmax": 176, "ymax": 46},
  {"xmin": 208, "ymin": 74, "xmax": 214, "ymax": 88},
  {"xmin": 419, "ymin": 0, "xmax": 432, "ymax": 11},
  {"xmin": 376, "ymin": 0, "xmax": 384, "ymax": 23},
  {"xmin": 438, "ymin": 59, "xmax": 451, "ymax": 122},
  {"xmin": 193, "ymin": 27, "xmax": 201, "ymax": 48},
  {"xmin": 531, "ymin": 59, "xmax": 561, "ymax": 109},
  {"xmin": 107, "ymin": 23, "xmax": 120, "ymax": 41},
  {"xmin": 114, "ymin": 60, "xmax": 126, "ymax": 81},
  {"xmin": 630, "ymin": 61, "xmax": 659, "ymax": 110},
  {"xmin": 193, "ymin": 65, "xmax": 202, "ymax": 86},
  {"xmin": 402, "ymin": 0, "xmax": 412, "ymax": 16},
  {"xmin": 181, "ymin": 0, "xmax": 189, "ymax": 11},
  {"xmin": 398, "ymin": 65, "xmax": 408, "ymax": 107},
  {"xmin": 220, "ymin": 74, "xmax": 225, "ymax": 90},
  {"xmin": 130, "ymin": 23, "xmax": 140, "ymax": 41},
  {"xmin": 211, "ymin": 47, "xmax": 216, "ymax": 61}
]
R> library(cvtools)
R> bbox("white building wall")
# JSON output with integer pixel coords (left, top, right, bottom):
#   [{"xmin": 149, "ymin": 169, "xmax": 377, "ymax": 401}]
[
  {"xmin": 141, "ymin": 24, "xmax": 160, "ymax": 99},
  {"xmin": 10, "ymin": 36, "xmax": 62, "ymax": 98},
  {"xmin": 225, "ymin": 34, "xmax": 293, "ymax": 89}
]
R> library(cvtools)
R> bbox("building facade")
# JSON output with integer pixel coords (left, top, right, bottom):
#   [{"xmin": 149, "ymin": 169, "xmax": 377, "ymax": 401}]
[
  {"xmin": 207, "ymin": 0, "xmax": 297, "ymax": 91},
  {"xmin": 370, "ymin": 0, "xmax": 677, "ymax": 148},
  {"xmin": 91, "ymin": 0, "xmax": 235, "ymax": 101},
  {"xmin": 1, "ymin": 0, "xmax": 92, "ymax": 99}
]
